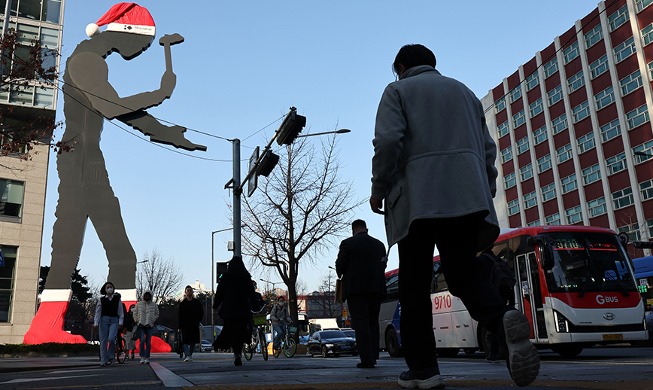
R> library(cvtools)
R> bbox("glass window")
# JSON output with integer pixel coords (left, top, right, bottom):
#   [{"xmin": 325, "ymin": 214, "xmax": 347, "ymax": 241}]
[
  {"xmin": 526, "ymin": 72, "xmax": 539, "ymax": 91},
  {"xmin": 612, "ymin": 187, "xmax": 634, "ymax": 209},
  {"xmin": 633, "ymin": 139, "xmax": 653, "ymax": 163},
  {"xmin": 618, "ymin": 224, "xmax": 641, "ymax": 242},
  {"xmin": 9, "ymin": 85, "xmax": 34, "ymax": 105},
  {"xmin": 582, "ymin": 163, "xmax": 601, "ymax": 184},
  {"xmin": 16, "ymin": 24, "xmax": 39, "ymax": 45},
  {"xmin": 563, "ymin": 41, "xmax": 580, "ymax": 64},
  {"xmin": 548, "ymin": 85, "xmax": 563, "ymax": 106},
  {"xmin": 508, "ymin": 199, "xmax": 520, "ymax": 216},
  {"xmin": 497, "ymin": 121, "xmax": 509, "ymax": 138},
  {"xmin": 640, "ymin": 179, "xmax": 653, "ymax": 201},
  {"xmin": 0, "ymin": 179, "xmax": 25, "ymax": 218},
  {"xmin": 42, "ymin": 0, "xmax": 62, "ymax": 24},
  {"xmin": 529, "ymin": 98, "xmax": 543, "ymax": 117},
  {"xmin": 643, "ymin": 24, "xmax": 653, "ymax": 45},
  {"xmin": 516, "ymin": 136, "xmax": 530, "ymax": 154},
  {"xmin": 585, "ymin": 24, "xmax": 603, "ymax": 48},
  {"xmin": 567, "ymin": 71, "xmax": 585, "ymax": 93},
  {"xmin": 606, "ymin": 152, "xmax": 627, "ymax": 175},
  {"xmin": 626, "ymin": 104, "xmax": 650, "ymax": 129},
  {"xmin": 34, "ymin": 87, "xmax": 54, "ymax": 108},
  {"xmin": 533, "ymin": 126, "xmax": 548, "ymax": 145},
  {"xmin": 649, "ymin": 219, "xmax": 653, "ymax": 238},
  {"xmin": 594, "ymin": 86, "xmax": 615, "ymax": 110},
  {"xmin": 551, "ymin": 114, "xmax": 568, "ymax": 134},
  {"xmin": 577, "ymin": 132, "xmax": 596, "ymax": 154},
  {"xmin": 18, "ymin": 0, "xmax": 41, "ymax": 21},
  {"xmin": 561, "ymin": 173, "xmax": 578, "ymax": 193},
  {"xmin": 600, "ymin": 119, "xmax": 621, "ymax": 142},
  {"xmin": 513, "ymin": 110, "xmax": 525, "ymax": 128},
  {"xmin": 510, "ymin": 86, "xmax": 522, "ymax": 103},
  {"xmin": 565, "ymin": 205, "xmax": 583, "ymax": 224},
  {"xmin": 557, "ymin": 143, "xmax": 573, "ymax": 163},
  {"xmin": 636, "ymin": 0, "xmax": 653, "ymax": 12},
  {"xmin": 501, "ymin": 147, "xmax": 513, "ymax": 163},
  {"xmin": 649, "ymin": 61, "xmax": 653, "ymax": 79},
  {"xmin": 589, "ymin": 55, "xmax": 609, "ymax": 79},
  {"xmin": 504, "ymin": 172, "xmax": 516, "ymax": 189},
  {"xmin": 543, "ymin": 58, "xmax": 559, "ymax": 78},
  {"xmin": 537, "ymin": 154, "xmax": 552, "ymax": 173},
  {"xmin": 541, "ymin": 182, "xmax": 556, "ymax": 202},
  {"xmin": 572, "ymin": 101, "xmax": 590, "ymax": 123},
  {"xmin": 608, "ymin": 5, "xmax": 630, "ymax": 31},
  {"xmin": 614, "ymin": 37, "xmax": 636, "ymax": 63},
  {"xmin": 520, "ymin": 163, "xmax": 533, "ymax": 181},
  {"xmin": 524, "ymin": 191, "xmax": 538, "ymax": 209},
  {"xmin": 527, "ymin": 220, "xmax": 541, "ymax": 227},
  {"xmin": 587, "ymin": 197, "xmax": 607, "ymax": 217},
  {"xmin": 495, "ymin": 97, "xmax": 506, "ymax": 112},
  {"xmin": 545, "ymin": 213, "xmax": 561, "ymax": 225},
  {"xmin": 0, "ymin": 245, "xmax": 17, "ymax": 323},
  {"xmin": 620, "ymin": 70, "xmax": 642, "ymax": 95}
]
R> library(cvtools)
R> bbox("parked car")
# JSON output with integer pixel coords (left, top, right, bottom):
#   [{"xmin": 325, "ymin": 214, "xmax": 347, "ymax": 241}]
[
  {"xmin": 340, "ymin": 328, "xmax": 355, "ymax": 340},
  {"xmin": 200, "ymin": 339, "xmax": 213, "ymax": 352},
  {"xmin": 306, "ymin": 330, "xmax": 357, "ymax": 357}
]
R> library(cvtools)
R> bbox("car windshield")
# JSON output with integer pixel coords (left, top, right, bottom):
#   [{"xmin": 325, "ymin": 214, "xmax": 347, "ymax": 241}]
[
  {"xmin": 542, "ymin": 232, "xmax": 637, "ymax": 294},
  {"xmin": 320, "ymin": 330, "xmax": 346, "ymax": 339},
  {"xmin": 343, "ymin": 330, "xmax": 355, "ymax": 337}
]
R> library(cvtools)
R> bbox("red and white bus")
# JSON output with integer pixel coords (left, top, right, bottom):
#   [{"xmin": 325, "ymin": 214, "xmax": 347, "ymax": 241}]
[{"xmin": 379, "ymin": 225, "xmax": 648, "ymax": 358}]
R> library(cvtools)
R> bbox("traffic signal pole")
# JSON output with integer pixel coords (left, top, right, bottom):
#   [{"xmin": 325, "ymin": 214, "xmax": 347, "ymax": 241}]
[{"xmin": 232, "ymin": 138, "xmax": 242, "ymax": 257}]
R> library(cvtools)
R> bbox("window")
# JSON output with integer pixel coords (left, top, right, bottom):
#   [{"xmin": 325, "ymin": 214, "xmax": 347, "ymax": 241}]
[
  {"xmin": 551, "ymin": 114, "xmax": 568, "ymax": 134},
  {"xmin": 594, "ymin": 86, "xmax": 615, "ymax": 110},
  {"xmin": 495, "ymin": 97, "xmax": 506, "ymax": 112},
  {"xmin": 513, "ymin": 110, "xmax": 525, "ymax": 128},
  {"xmin": 543, "ymin": 58, "xmax": 558, "ymax": 78},
  {"xmin": 577, "ymin": 132, "xmax": 596, "ymax": 154},
  {"xmin": 587, "ymin": 197, "xmax": 607, "ymax": 217},
  {"xmin": 508, "ymin": 199, "xmax": 520, "ymax": 216},
  {"xmin": 520, "ymin": 163, "xmax": 533, "ymax": 181},
  {"xmin": 510, "ymin": 86, "xmax": 522, "ymax": 103},
  {"xmin": 612, "ymin": 187, "xmax": 634, "ymax": 209},
  {"xmin": 526, "ymin": 72, "xmax": 539, "ymax": 91},
  {"xmin": 626, "ymin": 105, "xmax": 650, "ymax": 129},
  {"xmin": 533, "ymin": 126, "xmax": 548, "ymax": 145},
  {"xmin": 541, "ymin": 182, "xmax": 556, "ymax": 202},
  {"xmin": 567, "ymin": 71, "xmax": 585, "ymax": 93},
  {"xmin": 618, "ymin": 223, "xmax": 642, "ymax": 242},
  {"xmin": 563, "ymin": 41, "xmax": 580, "ymax": 64},
  {"xmin": 516, "ymin": 136, "xmax": 530, "ymax": 154},
  {"xmin": 547, "ymin": 85, "xmax": 563, "ymax": 106},
  {"xmin": 561, "ymin": 173, "xmax": 578, "ymax": 193},
  {"xmin": 589, "ymin": 55, "xmax": 609, "ymax": 79},
  {"xmin": 0, "ymin": 245, "xmax": 17, "ymax": 323},
  {"xmin": 614, "ymin": 37, "xmax": 636, "ymax": 63},
  {"xmin": 527, "ymin": 220, "xmax": 541, "ymax": 227},
  {"xmin": 497, "ymin": 121, "xmax": 509, "ymax": 138},
  {"xmin": 606, "ymin": 152, "xmax": 627, "ymax": 174},
  {"xmin": 585, "ymin": 24, "xmax": 603, "ymax": 48},
  {"xmin": 649, "ymin": 219, "xmax": 653, "ymax": 238},
  {"xmin": 504, "ymin": 172, "xmax": 516, "ymax": 189},
  {"xmin": 582, "ymin": 163, "xmax": 601, "ymax": 184},
  {"xmin": 501, "ymin": 147, "xmax": 513, "ymax": 163},
  {"xmin": 529, "ymin": 98, "xmax": 543, "ymax": 117},
  {"xmin": 566, "ymin": 205, "xmax": 583, "ymax": 224},
  {"xmin": 557, "ymin": 143, "xmax": 573, "ymax": 163},
  {"xmin": 0, "ymin": 179, "xmax": 25, "ymax": 218},
  {"xmin": 641, "ymin": 179, "xmax": 653, "ymax": 201},
  {"xmin": 608, "ymin": 5, "xmax": 629, "ymax": 31},
  {"xmin": 572, "ymin": 101, "xmax": 590, "ymax": 123},
  {"xmin": 620, "ymin": 70, "xmax": 642, "ymax": 95},
  {"xmin": 633, "ymin": 140, "xmax": 653, "ymax": 163},
  {"xmin": 524, "ymin": 191, "xmax": 538, "ymax": 209},
  {"xmin": 643, "ymin": 24, "xmax": 653, "ymax": 45},
  {"xmin": 545, "ymin": 213, "xmax": 561, "ymax": 225},
  {"xmin": 636, "ymin": 0, "xmax": 653, "ymax": 12},
  {"xmin": 537, "ymin": 154, "xmax": 552, "ymax": 173},
  {"xmin": 650, "ymin": 61, "xmax": 653, "ymax": 79},
  {"xmin": 600, "ymin": 119, "xmax": 621, "ymax": 142}
]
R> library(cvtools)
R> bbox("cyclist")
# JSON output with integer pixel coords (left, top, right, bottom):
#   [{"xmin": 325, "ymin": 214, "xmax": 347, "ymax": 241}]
[{"xmin": 269, "ymin": 296, "xmax": 291, "ymax": 350}]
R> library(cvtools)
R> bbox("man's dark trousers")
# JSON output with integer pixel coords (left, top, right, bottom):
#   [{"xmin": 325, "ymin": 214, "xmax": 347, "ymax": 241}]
[{"xmin": 347, "ymin": 293, "xmax": 382, "ymax": 365}]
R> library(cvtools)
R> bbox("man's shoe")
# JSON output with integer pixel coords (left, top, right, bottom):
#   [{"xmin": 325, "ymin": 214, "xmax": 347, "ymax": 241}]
[
  {"xmin": 397, "ymin": 367, "xmax": 444, "ymax": 389},
  {"xmin": 144, "ymin": 358, "xmax": 150, "ymax": 364},
  {"xmin": 140, "ymin": 357, "xmax": 145, "ymax": 364},
  {"xmin": 183, "ymin": 356, "xmax": 190, "ymax": 362},
  {"xmin": 356, "ymin": 362, "xmax": 375, "ymax": 368},
  {"xmin": 503, "ymin": 310, "xmax": 540, "ymax": 387}
]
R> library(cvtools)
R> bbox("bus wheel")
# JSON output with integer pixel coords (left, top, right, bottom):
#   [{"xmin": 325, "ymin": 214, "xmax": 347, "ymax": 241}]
[
  {"xmin": 551, "ymin": 344, "xmax": 583, "ymax": 358},
  {"xmin": 385, "ymin": 328, "xmax": 403, "ymax": 358}
]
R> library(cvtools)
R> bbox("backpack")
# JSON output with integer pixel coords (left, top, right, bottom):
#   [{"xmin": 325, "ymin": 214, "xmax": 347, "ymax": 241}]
[{"xmin": 483, "ymin": 252, "xmax": 516, "ymax": 289}]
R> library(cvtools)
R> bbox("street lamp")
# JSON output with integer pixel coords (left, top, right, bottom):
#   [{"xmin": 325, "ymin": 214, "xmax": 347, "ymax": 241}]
[
  {"xmin": 260, "ymin": 278, "xmax": 282, "ymax": 295},
  {"xmin": 297, "ymin": 128, "xmax": 351, "ymax": 138}
]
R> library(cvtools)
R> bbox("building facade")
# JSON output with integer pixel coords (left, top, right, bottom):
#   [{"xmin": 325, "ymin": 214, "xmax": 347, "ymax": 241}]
[
  {"xmin": 0, "ymin": 0, "xmax": 64, "ymax": 344},
  {"xmin": 483, "ymin": 0, "xmax": 653, "ymax": 257}
]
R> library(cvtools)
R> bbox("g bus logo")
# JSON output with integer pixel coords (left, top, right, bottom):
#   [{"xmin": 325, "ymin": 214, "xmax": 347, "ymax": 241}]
[{"xmin": 596, "ymin": 294, "xmax": 619, "ymax": 304}]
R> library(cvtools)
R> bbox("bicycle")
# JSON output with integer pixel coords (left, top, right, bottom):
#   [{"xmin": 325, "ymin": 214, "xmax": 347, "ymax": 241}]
[
  {"xmin": 243, "ymin": 324, "xmax": 269, "ymax": 361},
  {"xmin": 115, "ymin": 333, "xmax": 127, "ymax": 364},
  {"xmin": 272, "ymin": 322, "xmax": 297, "ymax": 358}
]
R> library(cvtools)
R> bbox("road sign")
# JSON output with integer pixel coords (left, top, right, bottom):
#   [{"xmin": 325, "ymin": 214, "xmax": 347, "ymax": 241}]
[{"xmin": 247, "ymin": 146, "xmax": 259, "ymax": 197}]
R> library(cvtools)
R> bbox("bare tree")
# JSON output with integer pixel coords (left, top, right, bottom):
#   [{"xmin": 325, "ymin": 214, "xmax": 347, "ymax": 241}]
[
  {"xmin": 136, "ymin": 249, "xmax": 183, "ymax": 303},
  {"xmin": 316, "ymin": 271, "xmax": 341, "ymax": 318},
  {"xmin": 242, "ymin": 135, "xmax": 362, "ymax": 324}
]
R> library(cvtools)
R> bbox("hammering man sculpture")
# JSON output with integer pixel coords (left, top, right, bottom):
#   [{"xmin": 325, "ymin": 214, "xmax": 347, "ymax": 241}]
[{"xmin": 24, "ymin": 2, "xmax": 205, "ymax": 344}]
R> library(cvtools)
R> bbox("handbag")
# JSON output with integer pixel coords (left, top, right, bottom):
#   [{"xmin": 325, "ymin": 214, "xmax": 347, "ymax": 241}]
[{"xmin": 335, "ymin": 278, "xmax": 344, "ymax": 303}]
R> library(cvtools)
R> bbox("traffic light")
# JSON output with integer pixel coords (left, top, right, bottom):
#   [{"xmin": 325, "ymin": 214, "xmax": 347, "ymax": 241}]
[
  {"xmin": 257, "ymin": 149, "xmax": 279, "ymax": 177},
  {"xmin": 276, "ymin": 106, "xmax": 306, "ymax": 145}
]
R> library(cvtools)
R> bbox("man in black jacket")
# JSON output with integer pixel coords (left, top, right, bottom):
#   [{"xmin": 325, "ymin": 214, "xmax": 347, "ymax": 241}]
[{"xmin": 336, "ymin": 219, "xmax": 387, "ymax": 368}]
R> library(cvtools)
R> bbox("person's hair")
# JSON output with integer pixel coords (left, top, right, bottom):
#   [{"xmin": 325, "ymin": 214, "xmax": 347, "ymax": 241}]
[
  {"xmin": 100, "ymin": 282, "xmax": 114, "ymax": 295},
  {"xmin": 278, "ymin": 296, "xmax": 285, "ymax": 301},
  {"xmin": 185, "ymin": 285, "xmax": 193, "ymax": 291},
  {"xmin": 351, "ymin": 219, "xmax": 367, "ymax": 230},
  {"xmin": 224, "ymin": 255, "xmax": 251, "ymax": 280},
  {"xmin": 393, "ymin": 44, "xmax": 436, "ymax": 75}
]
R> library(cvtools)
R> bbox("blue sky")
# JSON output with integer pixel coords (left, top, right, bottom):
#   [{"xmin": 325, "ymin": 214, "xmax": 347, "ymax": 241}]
[{"xmin": 41, "ymin": 0, "xmax": 600, "ymax": 294}]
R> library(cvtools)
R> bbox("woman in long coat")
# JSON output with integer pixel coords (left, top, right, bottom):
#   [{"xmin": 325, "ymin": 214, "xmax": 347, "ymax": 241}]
[{"xmin": 178, "ymin": 285, "xmax": 204, "ymax": 362}]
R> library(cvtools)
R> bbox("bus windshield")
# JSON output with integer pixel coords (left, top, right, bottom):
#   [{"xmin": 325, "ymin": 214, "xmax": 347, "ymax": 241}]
[{"xmin": 542, "ymin": 232, "xmax": 636, "ymax": 294}]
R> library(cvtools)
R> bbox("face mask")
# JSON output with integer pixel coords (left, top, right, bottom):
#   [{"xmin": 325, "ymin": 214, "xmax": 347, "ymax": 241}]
[{"xmin": 106, "ymin": 287, "xmax": 114, "ymax": 295}]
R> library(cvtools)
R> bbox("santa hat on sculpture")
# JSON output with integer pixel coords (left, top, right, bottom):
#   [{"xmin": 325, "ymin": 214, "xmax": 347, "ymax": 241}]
[{"xmin": 85, "ymin": 2, "xmax": 155, "ymax": 37}]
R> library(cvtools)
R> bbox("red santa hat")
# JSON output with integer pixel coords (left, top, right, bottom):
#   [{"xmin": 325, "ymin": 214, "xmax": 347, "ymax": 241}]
[{"xmin": 85, "ymin": 2, "xmax": 155, "ymax": 37}]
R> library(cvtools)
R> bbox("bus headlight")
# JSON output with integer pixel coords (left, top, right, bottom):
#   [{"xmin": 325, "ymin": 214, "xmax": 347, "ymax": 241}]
[{"xmin": 553, "ymin": 310, "xmax": 570, "ymax": 333}]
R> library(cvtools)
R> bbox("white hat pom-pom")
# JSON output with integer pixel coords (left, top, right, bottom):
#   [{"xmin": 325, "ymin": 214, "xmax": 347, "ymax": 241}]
[{"xmin": 85, "ymin": 23, "xmax": 100, "ymax": 37}]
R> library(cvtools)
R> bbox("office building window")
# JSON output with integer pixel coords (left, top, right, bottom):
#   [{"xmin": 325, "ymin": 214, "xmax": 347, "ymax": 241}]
[
  {"xmin": 608, "ymin": 4, "xmax": 629, "ymax": 31},
  {"xmin": 516, "ymin": 136, "xmax": 530, "ymax": 154},
  {"xmin": 589, "ymin": 54, "xmax": 609, "ymax": 79},
  {"xmin": 614, "ymin": 37, "xmax": 636, "ymax": 63},
  {"xmin": 551, "ymin": 114, "xmax": 568, "ymax": 134},
  {"xmin": 626, "ymin": 105, "xmax": 650, "ymax": 129},
  {"xmin": 612, "ymin": 187, "xmax": 634, "ymax": 209},
  {"xmin": 587, "ymin": 197, "xmax": 607, "ymax": 217},
  {"xmin": 529, "ymin": 98, "xmax": 543, "ymax": 117},
  {"xmin": 606, "ymin": 152, "xmax": 627, "ymax": 175},
  {"xmin": 495, "ymin": 97, "xmax": 506, "ymax": 112},
  {"xmin": 543, "ymin": 58, "xmax": 559, "ymax": 78},
  {"xmin": 620, "ymin": 70, "xmax": 642, "ymax": 95},
  {"xmin": 585, "ymin": 24, "xmax": 603, "ymax": 48},
  {"xmin": 618, "ymin": 224, "xmax": 642, "ymax": 242},
  {"xmin": 582, "ymin": 163, "xmax": 601, "ymax": 184},
  {"xmin": 524, "ymin": 191, "xmax": 538, "ymax": 209},
  {"xmin": 557, "ymin": 143, "xmax": 573, "ymax": 163},
  {"xmin": 537, "ymin": 154, "xmax": 552, "ymax": 173},
  {"xmin": 594, "ymin": 86, "xmax": 615, "ymax": 110},
  {"xmin": 527, "ymin": 220, "xmax": 541, "ymax": 227},
  {"xmin": 513, "ymin": 110, "xmax": 525, "ymax": 128},
  {"xmin": 497, "ymin": 121, "xmax": 509, "ymax": 138},
  {"xmin": 526, "ymin": 72, "xmax": 539, "ymax": 91},
  {"xmin": 577, "ymin": 132, "xmax": 596, "ymax": 154},
  {"xmin": 545, "ymin": 213, "xmax": 561, "ymax": 225},
  {"xmin": 600, "ymin": 119, "xmax": 621, "ymax": 142},
  {"xmin": 548, "ymin": 85, "xmax": 563, "ymax": 106},
  {"xmin": 641, "ymin": 179, "xmax": 653, "ymax": 201},
  {"xmin": 510, "ymin": 86, "xmax": 522, "ymax": 103},
  {"xmin": 501, "ymin": 147, "xmax": 513, "ymax": 163},
  {"xmin": 565, "ymin": 205, "xmax": 583, "ymax": 224},
  {"xmin": 636, "ymin": 0, "xmax": 653, "ymax": 12},
  {"xmin": 504, "ymin": 172, "xmax": 516, "ymax": 189},
  {"xmin": 563, "ymin": 41, "xmax": 580, "ymax": 64},
  {"xmin": 567, "ymin": 71, "xmax": 585, "ymax": 93},
  {"xmin": 0, "ymin": 245, "xmax": 17, "ymax": 323},
  {"xmin": 643, "ymin": 24, "xmax": 653, "ymax": 45},
  {"xmin": 508, "ymin": 199, "xmax": 520, "ymax": 216},
  {"xmin": 572, "ymin": 101, "xmax": 590, "ymax": 123},
  {"xmin": 0, "ymin": 179, "xmax": 25, "ymax": 218},
  {"xmin": 541, "ymin": 182, "xmax": 556, "ymax": 202},
  {"xmin": 649, "ymin": 219, "xmax": 653, "ymax": 237},
  {"xmin": 633, "ymin": 140, "xmax": 653, "ymax": 163},
  {"xmin": 533, "ymin": 126, "xmax": 548, "ymax": 145},
  {"xmin": 520, "ymin": 163, "xmax": 533, "ymax": 181},
  {"xmin": 561, "ymin": 173, "xmax": 578, "ymax": 193}
]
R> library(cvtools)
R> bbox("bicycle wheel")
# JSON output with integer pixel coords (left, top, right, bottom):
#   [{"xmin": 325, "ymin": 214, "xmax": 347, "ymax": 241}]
[
  {"xmin": 116, "ymin": 338, "xmax": 126, "ymax": 364},
  {"xmin": 261, "ymin": 339, "xmax": 269, "ymax": 361},
  {"xmin": 243, "ymin": 343, "xmax": 253, "ymax": 361},
  {"xmin": 272, "ymin": 344, "xmax": 281, "ymax": 358},
  {"xmin": 283, "ymin": 337, "xmax": 297, "ymax": 358}
]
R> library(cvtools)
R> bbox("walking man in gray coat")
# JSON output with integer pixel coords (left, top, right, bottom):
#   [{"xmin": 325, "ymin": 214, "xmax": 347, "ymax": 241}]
[{"xmin": 370, "ymin": 44, "xmax": 539, "ymax": 388}]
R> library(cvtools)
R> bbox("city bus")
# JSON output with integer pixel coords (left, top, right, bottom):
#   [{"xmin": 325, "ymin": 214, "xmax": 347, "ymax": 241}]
[
  {"xmin": 379, "ymin": 225, "xmax": 648, "ymax": 358},
  {"xmin": 633, "ymin": 256, "xmax": 653, "ymax": 343}
]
